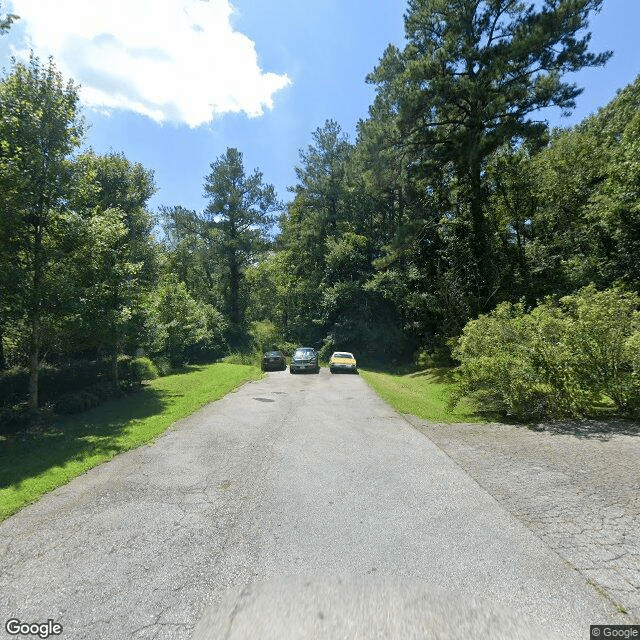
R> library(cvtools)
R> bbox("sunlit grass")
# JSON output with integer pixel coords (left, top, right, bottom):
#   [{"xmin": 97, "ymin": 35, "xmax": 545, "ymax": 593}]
[
  {"xmin": 0, "ymin": 363, "xmax": 262, "ymax": 522},
  {"xmin": 360, "ymin": 367, "xmax": 484, "ymax": 423}
]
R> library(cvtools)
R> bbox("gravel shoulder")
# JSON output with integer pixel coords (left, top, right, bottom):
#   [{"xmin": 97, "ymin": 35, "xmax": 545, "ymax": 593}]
[{"xmin": 404, "ymin": 415, "xmax": 640, "ymax": 622}]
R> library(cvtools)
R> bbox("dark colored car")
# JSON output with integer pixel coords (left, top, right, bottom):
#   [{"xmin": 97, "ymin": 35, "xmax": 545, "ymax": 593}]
[
  {"xmin": 262, "ymin": 350, "xmax": 287, "ymax": 371},
  {"xmin": 289, "ymin": 347, "xmax": 320, "ymax": 374}
]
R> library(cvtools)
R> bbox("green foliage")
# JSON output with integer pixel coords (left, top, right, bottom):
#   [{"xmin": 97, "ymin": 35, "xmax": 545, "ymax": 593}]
[
  {"xmin": 364, "ymin": 0, "xmax": 611, "ymax": 327},
  {"xmin": 0, "ymin": 4, "xmax": 18, "ymax": 33},
  {"xmin": 0, "ymin": 360, "xmax": 117, "ymax": 407},
  {"xmin": 153, "ymin": 357, "xmax": 172, "ymax": 377},
  {"xmin": 203, "ymin": 147, "xmax": 279, "ymax": 338},
  {"xmin": 124, "ymin": 357, "xmax": 159, "ymax": 384},
  {"xmin": 453, "ymin": 286, "xmax": 640, "ymax": 420},
  {"xmin": 143, "ymin": 275, "xmax": 227, "ymax": 366},
  {"xmin": 67, "ymin": 151, "xmax": 157, "ymax": 378},
  {"xmin": 0, "ymin": 54, "xmax": 84, "ymax": 409},
  {"xmin": 528, "ymin": 76, "xmax": 640, "ymax": 296},
  {"xmin": 316, "ymin": 339, "xmax": 335, "ymax": 364},
  {"xmin": 0, "ymin": 403, "xmax": 33, "ymax": 435},
  {"xmin": 53, "ymin": 382, "xmax": 138, "ymax": 416},
  {"xmin": 159, "ymin": 205, "xmax": 224, "ymax": 309},
  {"xmin": 0, "ymin": 2, "xmax": 638, "ymax": 420},
  {"xmin": 415, "ymin": 346, "xmax": 453, "ymax": 370},
  {"xmin": 222, "ymin": 351, "xmax": 263, "ymax": 366},
  {"xmin": 249, "ymin": 320, "xmax": 280, "ymax": 353}
]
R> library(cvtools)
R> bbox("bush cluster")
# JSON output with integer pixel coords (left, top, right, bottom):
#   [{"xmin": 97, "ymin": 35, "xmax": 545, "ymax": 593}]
[
  {"xmin": 452, "ymin": 285, "xmax": 640, "ymax": 421},
  {"xmin": 0, "ymin": 360, "xmax": 112, "ymax": 407},
  {"xmin": 223, "ymin": 351, "xmax": 263, "ymax": 366},
  {"xmin": 0, "ymin": 356, "xmax": 165, "ymax": 433}
]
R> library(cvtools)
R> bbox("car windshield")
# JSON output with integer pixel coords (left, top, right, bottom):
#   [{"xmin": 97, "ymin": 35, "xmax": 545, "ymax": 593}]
[
  {"xmin": 265, "ymin": 351, "xmax": 282, "ymax": 357},
  {"xmin": 294, "ymin": 349, "xmax": 315, "ymax": 358},
  {"xmin": 333, "ymin": 352, "xmax": 354, "ymax": 359}
]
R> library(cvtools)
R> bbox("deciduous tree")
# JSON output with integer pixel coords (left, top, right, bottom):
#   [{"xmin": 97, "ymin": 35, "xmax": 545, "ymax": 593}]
[{"xmin": 0, "ymin": 55, "xmax": 83, "ymax": 410}]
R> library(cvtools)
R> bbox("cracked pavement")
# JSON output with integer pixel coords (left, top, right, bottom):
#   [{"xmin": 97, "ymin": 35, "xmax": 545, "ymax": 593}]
[
  {"xmin": 0, "ymin": 370, "xmax": 632, "ymax": 639},
  {"xmin": 405, "ymin": 416, "xmax": 640, "ymax": 624}
]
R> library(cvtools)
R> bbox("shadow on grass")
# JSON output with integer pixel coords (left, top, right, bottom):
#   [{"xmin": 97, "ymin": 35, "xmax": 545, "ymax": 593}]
[
  {"xmin": 166, "ymin": 365, "xmax": 207, "ymax": 376},
  {"xmin": 363, "ymin": 363, "xmax": 458, "ymax": 379},
  {"xmin": 0, "ymin": 385, "xmax": 176, "ymax": 490},
  {"xmin": 407, "ymin": 368, "xmax": 457, "ymax": 384}
]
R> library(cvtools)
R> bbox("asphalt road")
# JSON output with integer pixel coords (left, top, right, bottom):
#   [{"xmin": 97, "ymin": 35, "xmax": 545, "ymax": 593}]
[{"xmin": 0, "ymin": 368, "xmax": 628, "ymax": 639}]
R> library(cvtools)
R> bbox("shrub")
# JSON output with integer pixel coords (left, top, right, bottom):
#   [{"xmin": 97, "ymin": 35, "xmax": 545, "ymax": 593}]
[
  {"xmin": 560, "ymin": 286, "xmax": 640, "ymax": 413},
  {"xmin": 452, "ymin": 286, "xmax": 640, "ymax": 420},
  {"xmin": 0, "ymin": 402, "xmax": 56, "ymax": 434},
  {"xmin": 153, "ymin": 356, "xmax": 172, "ymax": 377},
  {"xmin": 222, "ymin": 351, "xmax": 262, "ymax": 366},
  {"xmin": 0, "ymin": 360, "xmax": 114, "ymax": 408},
  {"xmin": 317, "ymin": 339, "xmax": 335, "ymax": 363},
  {"xmin": 123, "ymin": 357, "xmax": 159, "ymax": 385},
  {"xmin": 415, "ymin": 346, "xmax": 453, "ymax": 370},
  {"xmin": 276, "ymin": 341, "xmax": 300, "ymax": 358},
  {"xmin": 0, "ymin": 368, "xmax": 29, "ymax": 406}
]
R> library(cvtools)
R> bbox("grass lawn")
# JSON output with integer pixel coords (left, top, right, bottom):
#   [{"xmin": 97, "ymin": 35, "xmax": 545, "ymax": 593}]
[
  {"xmin": 360, "ymin": 367, "xmax": 484, "ymax": 423},
  {"xmin": 0, "ymin": 363, "xmax": 262, "ymax": 522}
]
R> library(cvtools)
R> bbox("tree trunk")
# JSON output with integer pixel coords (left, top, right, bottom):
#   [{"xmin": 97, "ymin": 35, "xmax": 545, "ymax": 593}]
[
  {"xmin": 228, "ymin": 250, "xmax": 240, "ymax": 327},
  {"xmin": 111, "ymin": 345, "xmax": 119, "ymax": 387},
  {"xmin": 28, "ymin": 225, "xmax": 44, "ymax": 412},
  {"xmin": 0, "ymin": 289, "xmax": 6, "ymax": 370},
  {"xmin": 28, "ymin": 315, "xmax": 39, "ymax": 412},
  {"xmin": 468, "ymin": 152, "xmax": 488, "ymax": 313},
  {"xmin": 0, "ymin": 324, "xmax": 6, "ymax": 371}
]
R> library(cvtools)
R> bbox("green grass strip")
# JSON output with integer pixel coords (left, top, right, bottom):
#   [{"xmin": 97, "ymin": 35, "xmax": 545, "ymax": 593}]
[
  {"xmin": 360, "ymin": 367, "xmax": 484, "ymax": 424},
  {"xmin": 0, "ymin": 363, "xmax": 262, "ymax": 522}
]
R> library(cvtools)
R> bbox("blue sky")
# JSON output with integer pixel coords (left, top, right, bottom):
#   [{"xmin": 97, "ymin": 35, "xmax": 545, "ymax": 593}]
[{"xmin": 1, "ymin": 0, "xmax": 639, "ymax": 217}]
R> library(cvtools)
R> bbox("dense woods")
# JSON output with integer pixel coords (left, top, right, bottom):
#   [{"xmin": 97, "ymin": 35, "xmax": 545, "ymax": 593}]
[{"xmin": 2, "ymin": 0, "xmax": 640, "ymax": 422}]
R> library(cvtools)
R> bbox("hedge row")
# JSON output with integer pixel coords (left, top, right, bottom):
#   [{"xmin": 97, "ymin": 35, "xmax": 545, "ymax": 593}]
[{"xmin": 0, "ymin": 357, "xmax": 160, "ymax": 435}]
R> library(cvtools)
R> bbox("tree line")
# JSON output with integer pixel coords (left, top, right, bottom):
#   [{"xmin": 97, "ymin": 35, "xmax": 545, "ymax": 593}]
[{"xmin": 2, "ymin": 0, "xmax": 640, "ymax": 419}]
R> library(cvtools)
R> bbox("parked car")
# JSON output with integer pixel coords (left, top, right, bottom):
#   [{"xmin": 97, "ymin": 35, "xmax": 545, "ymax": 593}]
[
  {"xmin": 329, "ymin": 351, "xmax": 357, "ymax": 373},
  {"xmin": 262, "ymin": 350, "xmax": 287, "ymax": 371},
  {"xmin": 289, "ymin": 347, "xmax": 319, "ymax": 374}
]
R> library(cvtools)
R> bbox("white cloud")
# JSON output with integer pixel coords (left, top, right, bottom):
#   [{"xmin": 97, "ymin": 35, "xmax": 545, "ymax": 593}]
[{"xmin": 7, "ymin": 0, "xmax": 291, "ymax": 126}]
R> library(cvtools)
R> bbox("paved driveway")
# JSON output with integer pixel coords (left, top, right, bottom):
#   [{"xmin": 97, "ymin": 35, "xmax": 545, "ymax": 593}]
[
  {"xmin": 406, "ymin": 415, "xmax": 640, "ymax": 623},
  {"xmin": 0, "ymin": 369, "xmax": 628, "ymax": 638}
]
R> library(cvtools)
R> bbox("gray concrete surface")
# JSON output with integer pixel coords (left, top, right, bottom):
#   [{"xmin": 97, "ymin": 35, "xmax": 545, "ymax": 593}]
[
  {"xmin": 192, "ymin": 576, "xmax": 561, "ymax": 640},
  {"xmin": 406, "ymin": 415, "xmax": 640, "ymax": 623},
  {"xmin": 0, "ymin": 368, "xmax": 628, "ymax": 639}
]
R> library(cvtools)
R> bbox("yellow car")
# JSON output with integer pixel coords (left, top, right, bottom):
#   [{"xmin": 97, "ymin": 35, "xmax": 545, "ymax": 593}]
[{"xmin": 329, "ymin": 351, "xmax": 357, "ymax": 374}]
